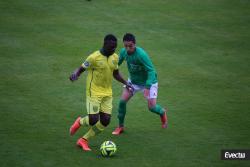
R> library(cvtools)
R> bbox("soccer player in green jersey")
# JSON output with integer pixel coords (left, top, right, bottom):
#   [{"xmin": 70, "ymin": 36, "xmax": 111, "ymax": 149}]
[
  {"xmin": 112, "ymin": 33, "xmax": 168, "ymax": 135},
  {"xmin": 69, "ymin": 34, "xmax": 132, "ymax": 151}
]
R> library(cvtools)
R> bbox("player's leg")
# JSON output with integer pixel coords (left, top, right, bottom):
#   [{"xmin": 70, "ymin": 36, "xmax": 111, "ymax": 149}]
[
  {"xmin": 83, "ymin": 112, "xmax": 111, "ymax": 140},
  {"xmin": 69, "ymin": 97, "xmax": 99, "ymax": 135},
  {"xmin": 146, "ymin": 83, "xmax": 168, "ymax": 128},
  {"xmin": 118, "ymin": 88, "xmax": 133, "ymax": 127},
  {"xmin": 77, "ymin": 97, "xmax": 101, "ymax": 151},
  {"xmin": 85, "ymin": 96, "xmax": 113, "ymax": 136},
  {"xmin": 77, "ymin": 112, "xmax": 111, "ymax": 151},
  {"xmin": 79, "ymin": 96, "xmax": 113, "ymax": 151},
  {"xmin": 99, "ymin": 112, "xmax": 111, "ymax": 127},
  {"xmin": 70, "ymin": 117, "xmax": 81, "ymax": 136},
  {"xmin": 112, "ymin": 87, "xmax": 134, "ymax": 135},
  {"xmin": 70, "ymin": 115, "xmax": 93, "ymax": 136},
  {"xmin": 95, "ymin": 96, "xmax": 112, "ymax": 132}
]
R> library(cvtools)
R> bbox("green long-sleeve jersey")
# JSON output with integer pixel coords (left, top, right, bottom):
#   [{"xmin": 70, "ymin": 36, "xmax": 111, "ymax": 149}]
[{"xmin": 118, "ymin": 47, "xmax": 157, "ymax": 88}]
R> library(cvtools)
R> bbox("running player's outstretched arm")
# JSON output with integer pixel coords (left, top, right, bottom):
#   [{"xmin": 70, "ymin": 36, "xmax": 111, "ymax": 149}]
[
  {"xmin": 69, "ymin": 66, "xmax": 85, "ymax": 82},
  {"xmin": 70, "ymin": 53, "xmax": 94, "ymax": 82}
]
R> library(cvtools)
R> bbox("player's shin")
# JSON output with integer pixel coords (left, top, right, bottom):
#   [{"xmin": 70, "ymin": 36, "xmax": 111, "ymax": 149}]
[
  {"xmin": 149, "ymin": 104, "xmax": 168, "ymax": 128},
  {"xmin": 80, "ymin": 116, "xmax": 89, "ymax": 126},
  {"xmin": 117, "ymin": 99, "xmax": 127, "ymax": 127},
  {"xmin": 149, "ymin": 104, "xmax": 164, "ymax": 115},
  {"xmin": 82, "ymin": 121, "xmax": 105, "ymax": 140}
]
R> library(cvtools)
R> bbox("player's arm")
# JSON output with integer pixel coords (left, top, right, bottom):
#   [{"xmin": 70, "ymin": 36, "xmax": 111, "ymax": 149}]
[
  {"xmin": 139, "ymin": 52, "xmax": 156, "ymax": 89},
  {"xmin": 69, "ymin": 54, "xmax": 94, "ymax": 82},
  {"xmin": 118, "ymin": 49, "xmax": 126, "ymax": 66},
  {"xmin": 69, "ymin": 66, "xmax": 85, "ymax": 81},
  {"xmin": 113, "ymin": 70, "xmax": 127, "ymax": 85},
  {"xmin": 113, "ymin": 52, "xmax": 133, "ymax": 91},
  {"xmin": 113, "ymin": 70, "xmax": 134, "ymax": 91}
]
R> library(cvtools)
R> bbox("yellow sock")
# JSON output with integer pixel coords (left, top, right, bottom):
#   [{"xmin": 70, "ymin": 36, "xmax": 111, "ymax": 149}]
[
  {"xmin": 92, "ymin": 121, "xmax": 105, "ymax": 135},
  {"xmin": 82, "ymin": 121, "xmax": 105, "ymax": 140},
  {"xmin": 80, "ymin": 116, "xmax": 89, "ymax": 126},
  {"xmin": 83, "ymin": 127, "xmax": 95, "ymax": 140}
]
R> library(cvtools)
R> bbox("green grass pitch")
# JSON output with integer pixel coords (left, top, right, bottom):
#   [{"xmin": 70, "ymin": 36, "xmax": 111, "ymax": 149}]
[{"xmin": 1, "ymin": 0, "xmax": 250, "ymax": 166}]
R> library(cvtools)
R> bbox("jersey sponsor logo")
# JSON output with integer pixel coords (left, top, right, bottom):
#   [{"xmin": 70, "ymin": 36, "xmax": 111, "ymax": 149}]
[
  {"xmin": 97, "ymin": 62, "xmax": 104, "ymax": 66},
  {"xmin": 96, "ymin": 60, "xmax": 104, "ymax": 67},
  {"xmin": 130, "ymin": 64, "xmax": 144, "ymax": 72}
]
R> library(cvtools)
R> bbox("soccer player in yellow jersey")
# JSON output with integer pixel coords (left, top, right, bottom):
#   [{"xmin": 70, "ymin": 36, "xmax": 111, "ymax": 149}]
[{"xmin": 69, "ymin": 34, "xmax": 133, "ymax": 151}]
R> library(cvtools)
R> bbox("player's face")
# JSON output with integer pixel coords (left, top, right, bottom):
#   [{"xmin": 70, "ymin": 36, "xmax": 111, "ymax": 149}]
[
  {"xmin": 124, "ymin": 41, "xmax": 136, "ymax": 55},
  {"xmin": 104, "ymin": 40, "xmax": 117, "ymax": 55}
]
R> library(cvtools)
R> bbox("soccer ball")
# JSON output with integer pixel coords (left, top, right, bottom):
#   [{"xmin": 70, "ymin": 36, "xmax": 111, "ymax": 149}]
[{"xmin": 100, "ymin": 141, "xmax": 117, "ymax": 157}]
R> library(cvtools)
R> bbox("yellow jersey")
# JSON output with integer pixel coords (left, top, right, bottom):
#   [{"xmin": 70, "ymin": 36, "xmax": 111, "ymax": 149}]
[{"xmin": 82, "ymin": 50, "xmax": 119, "ymax": 97}]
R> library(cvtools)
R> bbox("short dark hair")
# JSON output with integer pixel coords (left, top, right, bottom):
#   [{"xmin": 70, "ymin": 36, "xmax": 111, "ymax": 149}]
[
  {"xmin": 123, "ymin": 33, "xmax": 136, "ymax": 43},
  {"xmin": 104, "ymin": 34, "xmax": 117, "ymax": 42}
]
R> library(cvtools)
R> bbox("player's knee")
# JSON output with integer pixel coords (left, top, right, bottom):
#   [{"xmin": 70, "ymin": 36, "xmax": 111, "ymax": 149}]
[
  {"xmin": 89, "ymin": 114, "xmax": 99, "ymax": 126},
  {"xmin": 149, "ymin": 105, "xmax": 156, "ymax": 112},
  {"xmin": 122, "ymin": 88, "xmax": 133, "ymax": 100},
  {"xmin": 100, "ymin": 117, "xmax": 110, "ymax": 127},
  {"xmin": 148, "ymin": 99, "xmax": 156, "ymax": 109},
  {"xmin": 100, "ymin": 113, "xmax": 111, "ymax": 127}
]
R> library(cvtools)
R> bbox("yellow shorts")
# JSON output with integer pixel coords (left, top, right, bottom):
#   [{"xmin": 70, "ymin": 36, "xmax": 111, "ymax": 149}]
[{"xmin": 86, "ymin": 96, "xmax": 113, "ymax": 115}]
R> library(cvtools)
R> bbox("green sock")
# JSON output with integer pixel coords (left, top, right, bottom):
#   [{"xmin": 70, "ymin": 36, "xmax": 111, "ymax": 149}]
[
  {"xmin": 149, "ymin": 104, "xmax": 164, "ymax": 115},
  {"xmin": 117, "ymin": 99, "xmax": 127, "ymax": 127}
]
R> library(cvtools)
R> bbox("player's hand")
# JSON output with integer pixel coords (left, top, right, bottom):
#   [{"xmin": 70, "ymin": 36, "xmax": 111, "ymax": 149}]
[
  {"xmin": 125, "ymin": 83, "xmax": 134, "ymax": 93},
  {"xmin": 144, "ymin": 89, "xmax": 150, "ymax": 98},
  {"xmin": 69, "ymin": 71, "xmax": 78, "ymax": 81}
]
